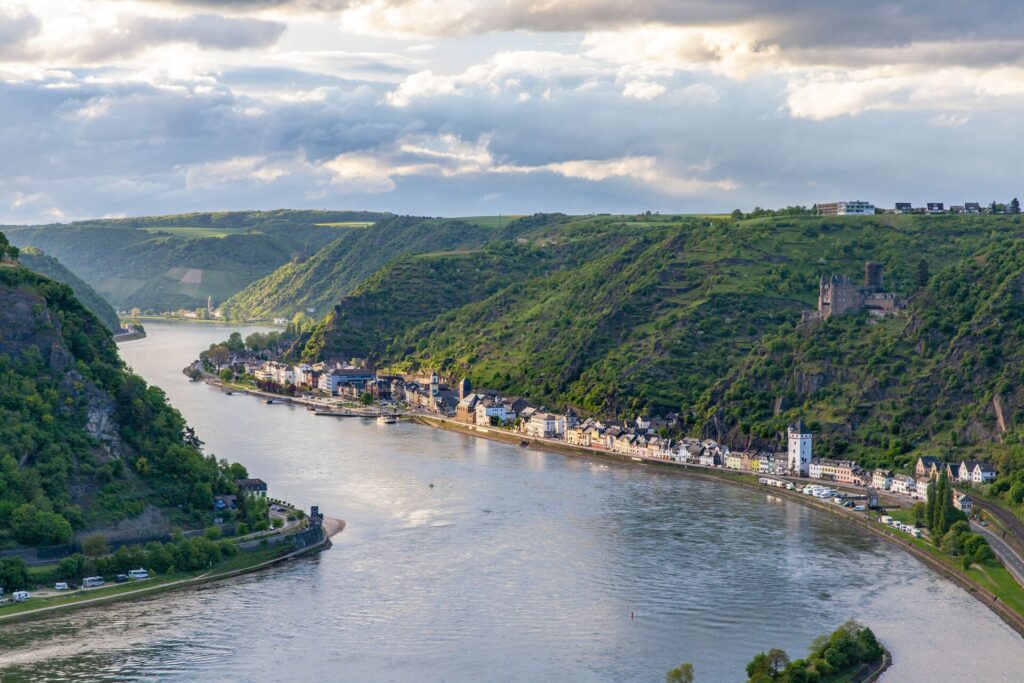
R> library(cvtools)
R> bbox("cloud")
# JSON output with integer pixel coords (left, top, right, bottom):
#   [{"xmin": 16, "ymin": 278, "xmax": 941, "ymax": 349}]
[
  {"xmin": 622, "ymin": 80, "xmax": 666, "ymax": 100},
  {"xmin": 0, "ymin": 4, "xmax": 41, "ymax": 58}
]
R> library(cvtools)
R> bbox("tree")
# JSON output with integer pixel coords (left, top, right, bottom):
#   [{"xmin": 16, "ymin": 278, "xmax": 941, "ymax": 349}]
[
  {"xmin": 57, "ymin": 553, "xmax": 87, "ymax": 581},
  {"xmin": 82, "ymin": 534, "xmax": 109, "ymax": 557},
  {"xmin": 0, "ymin": 557, "xmax": 30, "ymax": 590},
  {"xmin": 925, "ymin": 480, "xmax": 937, "ymax": 535},
  {"xmin": 666, "ymin": 662, "xmax": 694, "ymax": 683},
  {"xmin": 0, "ymin": 232, "xmax": 19, "ymax": 260},
  {"xmin": 360, "ymin": 392, "xmax": 374, "ymax": 406},
  {"xmin": 1011, "ymin": 197, "xmax": 1021, "ymax": 214},
  {"xmin": 219, "ymin": 368, "xmax": 234, "ymax": 382},
  {"xmin": 11, "ymin": 504, "xmax": 73, "ymax": 546},
  {"xmin": 226, "ymin": 331, "xmax": 245, "ymax": 352},
  {"xmin": 207, "ymin": 345, "xmax": 230, "ymax": 367},
  {"xmin": 915, "ymin": 259, "xmax": 930, "ymax": 289}
]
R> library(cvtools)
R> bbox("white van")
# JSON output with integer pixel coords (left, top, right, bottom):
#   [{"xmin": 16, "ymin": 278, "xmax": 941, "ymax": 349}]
[
  {"xmin": 55, "ymin": 582, "xmax": 69, "ymax": 591},
  {"xmin": 880, "ymin": 515, "xmax": 893, "ymax": 525},
  {"xmin": 128, "ymin": 568, "xmax": 149, "ymax": 580},
  {"xmin": 83, "ymin": 576, "xmax": 105, "ymax": 588},
  {"xmin": 12, "ymin": 591, "xmax": 29, "ymax": 602}
]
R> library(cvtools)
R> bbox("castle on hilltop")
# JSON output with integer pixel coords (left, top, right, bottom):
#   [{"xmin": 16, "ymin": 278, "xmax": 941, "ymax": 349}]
[{"xmin": 805, "ymin": 262, "xmax": 903, "ymax": 321}]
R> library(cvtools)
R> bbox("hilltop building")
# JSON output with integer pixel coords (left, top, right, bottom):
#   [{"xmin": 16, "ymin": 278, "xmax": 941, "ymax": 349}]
[
  {"xmin": 815, "ymin": 201, "xmax": 876, "ymax": 216},
  {"xmin": 805, "ymin": 262, "xmax": 902, "ymax": 321},
  {"xmin": 788, "ymin": 420, "xmax": 812, "ymax": 476}
]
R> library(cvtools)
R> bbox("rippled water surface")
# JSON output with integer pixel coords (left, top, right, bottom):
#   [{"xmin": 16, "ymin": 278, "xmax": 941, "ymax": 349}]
[{"xmin": 1, "ymin": 322, "xmax": 1022, "ymax": 682}]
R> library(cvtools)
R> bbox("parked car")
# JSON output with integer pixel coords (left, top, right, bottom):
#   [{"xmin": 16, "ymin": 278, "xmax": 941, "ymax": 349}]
[
  {"xmin": 116, "ymin": 574, "xmax": 130, "ymax": 583},
  {"xmin": 853, "ymin": 505, "xmax": 867, "ymax": 512},
  {"xmin": 128, "ymin": 568, "xmax": 149, "ymax": 580},
  {"xmin": 55, "ymin": 582, "xmax": 69, "ymax": 591}
]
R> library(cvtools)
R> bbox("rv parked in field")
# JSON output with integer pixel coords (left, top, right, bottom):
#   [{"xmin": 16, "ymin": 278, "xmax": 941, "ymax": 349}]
[{"xmin": 83, "ymin": 576, "xmax": 105, "ymax": 588}]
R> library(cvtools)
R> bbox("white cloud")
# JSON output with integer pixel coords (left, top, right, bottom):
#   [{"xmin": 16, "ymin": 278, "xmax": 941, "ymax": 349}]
[{"xmin": 622, "ymin": 79, "xmax": 666, "ymax": 100}]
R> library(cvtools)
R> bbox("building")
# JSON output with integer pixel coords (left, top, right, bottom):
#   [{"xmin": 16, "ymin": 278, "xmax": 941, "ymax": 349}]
[
  {"xmin": 926, "ymin": 202, "xmax": 945, "ymax": 213},
  {"xmin": 894, "ymin": 202, "xmax": 913, "ymax": 213},
  {"xmin": 456, "ymin": 393, "xmax": 484, "ymax": 422},
  {"xmin": 964, "ymin": 202, "xmax": 981, "ymax": 215},
  {"xmin": 813, "ymin": 262, "xmax": 902, "ymax": 320},
  {"xmin": 235, "ymin": 478, "xmax": 267, "ymax": 498},
  {"xmin": 871, "ymin": 469, "xmax": 893, "ymax": 490},
  {"xmin": 915, "ymin": 456, "xmax": 942, "ymax": 479},
  {"xmin": 525, "ymin": 412, "xmax": 565, "ymax": 439},
  {"xmin": 958, "ymin": 460, "xmax": 997, "ymax": 484},
  {"xmin": 953, "ymin": 492, "xmax": 974, "ymax": 515},
  {"xmin": 458, "ymin": 377, "xmax": 472, "ymax": 401},
  {"xmin": 809, "ymin": 459, "xmax": 861, "ymax": 484},
  {"xmin": 914, "ymin": 477, "xmax": 932, "ymax": 500},
  {"xmin": 475, "ymin": 398, "xmax": 512, "ymax": 426},
  {"xmin": 816, "ymin": 201, "xmax": 876, "ymax": 216},
  {"xmin": 891, "ymin": 476, "xmax": 916, "ymax": 496},
  {"xmin": 318, "ymin": 367, "xmax": 378, "ymax": 395},
  {"xmin": 787, "ymin": 420, "xmax": 812, "ymax": 476},
  {"xmin": 726, "ymin": 452, "xmax": 744, "ymax": 470}
]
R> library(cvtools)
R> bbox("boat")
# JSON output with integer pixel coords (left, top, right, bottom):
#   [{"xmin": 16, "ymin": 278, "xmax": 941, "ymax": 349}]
[
  {"xmin": 519, "ymin": 440, "xmax": 529, "ymax": 447},
  {"xmin": 377, "ymin": 415, "xmax": 397, "ymax": 425}
]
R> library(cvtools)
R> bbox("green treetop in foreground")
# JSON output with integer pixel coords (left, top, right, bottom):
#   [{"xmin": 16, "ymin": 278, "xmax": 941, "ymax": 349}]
[{"xmin": 667, "ymin": 620, "xmax": 884, "ymax": 682}]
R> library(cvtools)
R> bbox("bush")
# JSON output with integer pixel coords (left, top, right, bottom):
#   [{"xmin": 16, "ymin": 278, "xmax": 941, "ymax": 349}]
[
  {"xmin": 205, "ymin": 526, "xmax": 223, "ymax": 541},
  {"xmin": 82, "ymin": 534, "xmax": 109, "ymax": 557},
  {"xmin": 0, "ymin": 557, "xmax": 30, "ymax": 591},
  {"xmin": 272, "ymin": 517, "xmax": 284, "ymax": 529}
]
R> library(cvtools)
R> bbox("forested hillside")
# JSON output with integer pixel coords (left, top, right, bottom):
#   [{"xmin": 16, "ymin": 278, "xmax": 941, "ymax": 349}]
[
  {"xmin": 0, "ymin": 236, "xmax": 247, "ymax": 547},
  {"xmin": 280, "ymin": 212, "xmax": 1024, "ymax": 471},
  {"xmin": 17, "ymin": 246, "xmax": 121, "ymax": 331},
  {"xmin": 220, "ymin": 215, "xmax": 522, "ymax": 320},
  {"xmin": 2, "ymin": 210, "xmax": 387, "ymax": 312}
]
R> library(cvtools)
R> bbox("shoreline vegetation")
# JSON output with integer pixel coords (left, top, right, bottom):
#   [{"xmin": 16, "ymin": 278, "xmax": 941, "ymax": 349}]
[
  {"xmin": 189, "ymin": 369, "xmax": 1024, "ymax": 639},
  {"xmin": 666, "ymin": 620, "xmax": 890, "ymax": 683},
  {"xmin": 0, "ymin": 517, "xmax": 344, "ymax": 625}
]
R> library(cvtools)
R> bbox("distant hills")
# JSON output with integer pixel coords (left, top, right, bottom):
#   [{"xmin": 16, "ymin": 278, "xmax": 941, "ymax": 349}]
[
  {"xmin": 220, "ymin": 215, "xmax": 521, "ymax": 321},
  {"xmin": 2, "ymin": 210, "xmax": 389, "ymax": 312}
]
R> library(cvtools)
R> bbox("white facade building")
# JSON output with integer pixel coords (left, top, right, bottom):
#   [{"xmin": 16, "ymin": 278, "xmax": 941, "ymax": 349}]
[{"xmin": 788, "ymin": 420, "xmax": 812, "ymax": 476}]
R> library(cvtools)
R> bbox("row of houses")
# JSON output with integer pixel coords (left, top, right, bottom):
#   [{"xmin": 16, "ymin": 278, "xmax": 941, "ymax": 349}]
[{"xmin": 816, "ymin": 200, "xmax": 1008, "ymax": 216}]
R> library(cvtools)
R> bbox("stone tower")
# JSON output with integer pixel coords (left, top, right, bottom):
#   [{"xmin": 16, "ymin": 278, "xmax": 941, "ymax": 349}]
[
  {"xmin": 788, "ymin": 419, "xmax": 812, "ymax": 476},
  {"xmin": 459, "ymin": 377, "xmax": 471, "ymax": 401}
]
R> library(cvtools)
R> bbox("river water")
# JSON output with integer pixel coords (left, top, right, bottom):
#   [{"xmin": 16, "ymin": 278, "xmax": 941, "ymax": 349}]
[{"xmin": 1, "ymin": 321, "xmax": 1022, "ymax": 682}]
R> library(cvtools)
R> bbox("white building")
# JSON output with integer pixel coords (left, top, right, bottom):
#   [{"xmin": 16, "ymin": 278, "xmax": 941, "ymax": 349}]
[
  {"xmin": 959, "ymin": 460, "xmax": 997, "ymax": 484},
  {"xmin": 787, "ymin": 419, "xmax": 812, "ymax": 476},
  {"xmin": 525, "ymin": 412, "xmax": 566, "ymax": 439},
  {"xmin": 816, "ymin": 201, "xmax": 876, "ymax": 216},
  {"xmin": 891, "ymin": 476, "xmax": 916, "ymax": 496},
  {"xmin": 475, "ymin": 399, "xmax": 512, "ymax": 425}
]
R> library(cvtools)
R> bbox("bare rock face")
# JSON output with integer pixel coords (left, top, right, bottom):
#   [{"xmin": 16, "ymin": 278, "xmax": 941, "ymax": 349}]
[{"xmin": 0, "ymin": 286, "xmax": 71, "ymax": 370}]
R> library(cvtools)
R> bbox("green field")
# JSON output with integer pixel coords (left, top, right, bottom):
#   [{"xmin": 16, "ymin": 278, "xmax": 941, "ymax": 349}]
[
  {"xmin": 452, "ymin": 215, "xmax": 525, "ymax": 228},
  {"xmin": 142, "ymin": 226, "xmax": 234, "ymax": 238}
]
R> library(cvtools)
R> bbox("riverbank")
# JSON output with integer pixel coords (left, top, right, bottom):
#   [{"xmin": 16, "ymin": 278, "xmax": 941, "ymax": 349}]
[
  {"xmin": 413, "ymin": 414, "xmax": 1024, "ymax": 639},
  {"xmin": 0, "ymin": 518, "xmax": 344, "ymax": 625}
]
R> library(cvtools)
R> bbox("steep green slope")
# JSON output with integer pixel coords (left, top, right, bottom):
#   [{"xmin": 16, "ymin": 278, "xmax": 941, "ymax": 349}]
[
  {"xmin": 701, "ymin": 239, "xmax": 1024, "ymax": 470},
  {"xmin": 3, "ymin": 210, "xmax": 388, "ymax": 312},
  {"xmin": 0, "ymin": 239, "xmax": 247, "ymax": 546},
  {"xmin": 220, "ymin": 215, "xmax": 516, "ymax": 320},
  {"xmin": 17, "ymin": 246, "xmax": 121, "ymax": 331},
  {"xmin": 380, "ymin": 213, "xmax": 1013, "ymax": 419},
  {"xmin": 296, "ymin": 241, "xmax": 567, "ymax": 362}
]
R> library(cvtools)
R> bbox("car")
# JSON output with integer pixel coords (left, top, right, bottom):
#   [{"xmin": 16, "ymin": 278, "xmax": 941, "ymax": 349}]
[
  {"xmin": 980, "ymin": 520, "xmax": 988, "ymax": 526},
  {"xmin": 853, "ymin": 505, "xmax": 867, "ymax": 512},
  {"xmin": 270, "ymin": 504, "xmax": 281, "ymax": 511},
  {"xmin": 116, "ymin": 574, "xmax": 130, "ymax": 583}
]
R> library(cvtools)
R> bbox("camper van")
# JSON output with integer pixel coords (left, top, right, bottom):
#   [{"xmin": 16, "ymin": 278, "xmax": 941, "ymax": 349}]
[
  {"xmin": 12, "ymin": 591, "xmax": 29, "ymax": 602},
  {"xmin": 54, "ymin": 582, "xmax": 69, "ymax": 591},
  {"xmin": 83, "ymin": 576, "xmax": 105, "ymax": 588},
  {"xmin": 128, "ymin": 568, "xmax": 149, "ymax": 580}
]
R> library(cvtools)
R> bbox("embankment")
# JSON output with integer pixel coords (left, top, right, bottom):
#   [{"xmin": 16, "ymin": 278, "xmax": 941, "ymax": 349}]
[{"xmin": 0, "ymin": 519, "xmax": 344, "ymax": 625}]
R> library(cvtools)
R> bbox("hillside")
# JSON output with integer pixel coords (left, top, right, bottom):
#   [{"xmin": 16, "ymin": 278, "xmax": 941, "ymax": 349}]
[
  {"xmin": 220, "ymin": 215, "xmax": 523, "ymax": 321},
  {"xmin": 17, "ymin": 246, "xmax": 121, "ymax": 331},
  {"xmin": 2, "ymin": 210, "xmax": 388, "ymax": 312},
  {"xmin": 0, "ymin": 236, "xmax": 248, "ymax": 547},
  {"xmin": 275, "ymin": 212, "xmax": 1024, "ymax": 473},
  {"xmin": 295, "ymin": 241, "xmax": 568, "ymax": 362}
]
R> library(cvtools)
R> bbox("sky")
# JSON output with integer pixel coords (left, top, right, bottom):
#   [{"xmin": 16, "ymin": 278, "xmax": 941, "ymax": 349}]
[{"xmin": 2, "ymin": 0, "xmax": 1024, "ymax": 223}]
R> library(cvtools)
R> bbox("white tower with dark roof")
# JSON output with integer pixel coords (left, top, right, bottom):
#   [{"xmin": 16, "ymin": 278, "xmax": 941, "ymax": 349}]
[{"xmin": 788, "ymin": 419, "xmax": 812, "ymax": 476}]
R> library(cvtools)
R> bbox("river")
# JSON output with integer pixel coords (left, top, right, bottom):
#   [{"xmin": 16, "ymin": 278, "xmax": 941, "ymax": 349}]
[{"xmin": 0, "ymin": 321, "xmax": 1022, "ymax": 682}]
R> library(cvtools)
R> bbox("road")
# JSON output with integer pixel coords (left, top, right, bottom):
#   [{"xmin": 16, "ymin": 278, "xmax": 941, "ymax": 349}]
[{"xmin": 972, "ymin": 521, "xmax": 1024, "ymax": 587}]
